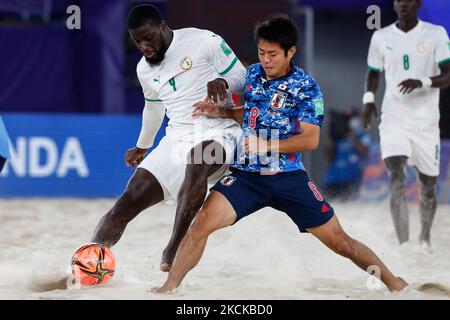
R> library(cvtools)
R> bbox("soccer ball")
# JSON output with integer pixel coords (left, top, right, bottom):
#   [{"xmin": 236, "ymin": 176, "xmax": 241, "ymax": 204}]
[{"xmin": 71, "ymin": 243, "xmax": 115, "ymax": 286}]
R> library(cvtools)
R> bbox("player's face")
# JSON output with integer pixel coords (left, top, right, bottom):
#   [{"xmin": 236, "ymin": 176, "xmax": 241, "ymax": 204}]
[
  {"xmin": 257, "ymin": 39, "xmax": 296, "ymax": 80},
  {"xmin": 394, "ymin": 0, "xmax": 420, "ymax": 20},
  {"xmin": 129, "ymin": 23, "xmax": 167, "ymax": 66}
]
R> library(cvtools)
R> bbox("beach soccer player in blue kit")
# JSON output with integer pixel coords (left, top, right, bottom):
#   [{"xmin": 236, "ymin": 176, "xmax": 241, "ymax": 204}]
[{"xmin": 155, "ymin": 14, "xmax": 408, "ymax": 293}]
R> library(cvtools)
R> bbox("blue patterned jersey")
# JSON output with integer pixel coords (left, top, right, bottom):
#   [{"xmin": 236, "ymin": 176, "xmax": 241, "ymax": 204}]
[{"xmin": 232, "ymin": 63, "xmax": 324, "ymax": 172}]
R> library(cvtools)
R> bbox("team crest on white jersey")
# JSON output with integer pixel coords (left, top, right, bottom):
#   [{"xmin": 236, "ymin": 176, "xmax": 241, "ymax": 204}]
[
  {"xmin": 418, "ymin": 42, "xmax": 428, "ymax": 53},
  {"xmin": 270, "ymin": 91, "xmax": 287, "ymax": 110},
  {"xmin": 220, "ymin": 175, "xmax": 236, "ymax": 186},
  {"xmin": 181, "ymin": 56, "xmax": 193, "ymax": 70}
]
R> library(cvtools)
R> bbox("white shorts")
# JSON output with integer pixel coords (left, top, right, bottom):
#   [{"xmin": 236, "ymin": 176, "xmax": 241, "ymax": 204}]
[
  {"xmin": 138, "ymin": 124, "xmax": 242, "ymax": 200},
  {"xmin": 379, "ymin": 123, "xmax": 440, "ymax": 176}
]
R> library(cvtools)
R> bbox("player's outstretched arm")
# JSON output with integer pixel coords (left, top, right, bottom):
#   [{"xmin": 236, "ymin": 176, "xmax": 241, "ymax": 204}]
[
  {"xmin": 125, "ymin": 102, "xmax": 165, "ymax": 168},
  {"xmin": 363, "ymin": 69, "xmax": 380, "ymax": 130},
  {"xmin": 193, "ymin": 100, "xmax": 244, "ymax": 125},
  {"xmin": 246, "ymin": 121, "xmax": 319, "ymax": 154},
  {"xmin": 397, "ymin": 61, "xmax": 450, "ymax": 94},
  {"xmin": 125, "ymin": 147, "xmax": 148, "ymax": 168},
  {"xmin": 431, "ymin": 61, "xmax": 450, "ymax": 88}
]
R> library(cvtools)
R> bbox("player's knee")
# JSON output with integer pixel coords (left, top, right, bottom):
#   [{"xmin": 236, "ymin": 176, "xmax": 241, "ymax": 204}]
[
  {"xmin": 190, "ymin": 209, "xmax": 216, "ymax": 237},
  {"xmin": 389, "ymin": 171, "xmax": 407, "ymax": 194},
  {"xmin": 420, "ymin": 179, "xmax": 436, "ymax": 200},
  {"xmin": 178, "ymin": 187, "xmax": 207, "ymax": 215},
  {"xmin": 111, "ymin": 190, "xmax": 139, "ymax": 221},
  {"xmin": 389, "ymin": 169, "xmax": 406, "ymax": 182}
]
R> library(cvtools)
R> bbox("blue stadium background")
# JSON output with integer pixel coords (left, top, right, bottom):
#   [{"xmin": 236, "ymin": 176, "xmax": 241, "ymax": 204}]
[{"xmin": 0, "ymin": 0, "xmax": 449, "ymax": 201}]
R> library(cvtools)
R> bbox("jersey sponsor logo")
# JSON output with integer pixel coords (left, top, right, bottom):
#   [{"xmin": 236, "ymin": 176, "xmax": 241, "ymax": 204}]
[
  {"xmin": 308, "ymin": 181, "xmax": 323, "ymax": 202},
  {"xmin": 220, "ymin": 175, "xmax": 236, "ymax": 186},
  {"xmin": 418, "ymin": 42, "xmax": 428, "ymax": 53},
  {"xmin": 180, "ymin": 56, "xmax": 193, "ymax": 70},
  {"xmin": 270, "ymin": 91, "xmax": 287, "ymax": 110}
]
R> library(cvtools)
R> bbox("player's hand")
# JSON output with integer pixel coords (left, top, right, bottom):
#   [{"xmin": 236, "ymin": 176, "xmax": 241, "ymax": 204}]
[
  {"xmin": 125, "ymin": 147, "xmax": 148, "ymax": 168},
  {"xmin": 363, "ymin": 103, "xmax": 378, "ymax": 130},
  {"xmin": 207, "ymin": 78, "xmax": 228, "ymax": 103},
  {"xmin": 242, "ymin": 135, "xmax": 270, "ymax": 154},
  {"xmin": 192, "ymin": 98, "xmax": 222, "ymax": 118},
  {"xmin": 398, "ymin": 79, "xmax": 422, "ymax": 94}
]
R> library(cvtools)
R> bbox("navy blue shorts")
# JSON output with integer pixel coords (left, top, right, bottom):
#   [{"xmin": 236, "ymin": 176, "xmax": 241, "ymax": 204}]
[{"xmin": 211, "ymin": 169, "xmax": 335, "ymax": 233}]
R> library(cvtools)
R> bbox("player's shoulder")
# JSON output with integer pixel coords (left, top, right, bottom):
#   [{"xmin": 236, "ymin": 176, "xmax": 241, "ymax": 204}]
[
  {"xmin": 136, "ymin": 56, "xmax": 150, "ymax": 75},
  {"xmin": 175, "ymin": 27, "xmax": 221, "ymax": 43},
  {"xmin": 245, "ymin": 63, "xmax": 263, "ymax": 81},
  {"xmin": 289, "ymin": 65, "xmax": 318, "ymax": 89},
  {"xmin": 247, "ymin": 63, "xmax": 261, "ymax": 74},
  {"xmin": 372, "ymin": 22, "xmax": 396, "ymax": 38},
  {"xmin": 420, "ymin": 20, "xmax": 447, "ymax": 35}
]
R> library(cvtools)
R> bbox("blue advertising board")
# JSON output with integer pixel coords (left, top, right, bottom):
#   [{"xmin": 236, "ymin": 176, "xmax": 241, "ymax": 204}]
[{"xmin": 0, "ymin": 114, "xmax": 143, "ymax": 197}]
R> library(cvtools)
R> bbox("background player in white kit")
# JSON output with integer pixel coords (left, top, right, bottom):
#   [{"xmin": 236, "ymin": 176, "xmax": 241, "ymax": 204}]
[
  {"xmin": 363, "ymin": 0, "xmax": 450, "ymax": 250},
  {"xmin": 90, "ymin": 5, "xmax": 246, "ymax": 271}
]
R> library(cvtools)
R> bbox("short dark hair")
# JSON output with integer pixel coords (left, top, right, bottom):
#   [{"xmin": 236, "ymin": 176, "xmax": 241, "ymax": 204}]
[
  {"xmin": 254, "ymin": 14, "xmax": 299, "ymax": 55},
  {"xmin": 128, "ymin": 4, "xmax": 163, "ymax": 30}
]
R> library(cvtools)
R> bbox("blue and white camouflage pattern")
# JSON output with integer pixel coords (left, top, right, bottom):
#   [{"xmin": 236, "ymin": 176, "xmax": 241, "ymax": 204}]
[{"xmin": 232, "ymin": 63, "xmax": 324, "ymax": 172}]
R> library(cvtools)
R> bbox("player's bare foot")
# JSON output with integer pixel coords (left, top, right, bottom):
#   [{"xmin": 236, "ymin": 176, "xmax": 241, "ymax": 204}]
[
  {"xmin": 419, "ymin": 240, "xmax": 433, "ymax": 254},
  {"xmin": 160, "ymin": 247, "xmax": 176, "ymax": 272},
  {"xmin": 154, "ymin": 285, "xmax": 173, "ymax": 294},
  {"xmin": 388, "ymin": 277, "xmax": 408, "ymax": 292},
  {"xmin": 151, "ymin": 282, "xmax": 177, "ymax": 294}
]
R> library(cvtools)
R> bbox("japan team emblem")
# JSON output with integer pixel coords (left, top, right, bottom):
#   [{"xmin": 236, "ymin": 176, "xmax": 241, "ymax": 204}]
[
  {"xmin": 220, "ymin": 176, "xmax": 236, "ymax": 186},
  {"xmin": 278, "ymin": 83, "xmax": 287, "ymax": 91},
  {"xmin": 180, "ymin": 56, "xmax": 193, "ymax": 70},
  {"xmin": 270, "ymin": 91, "xmax": 287, "ymax": 110}
]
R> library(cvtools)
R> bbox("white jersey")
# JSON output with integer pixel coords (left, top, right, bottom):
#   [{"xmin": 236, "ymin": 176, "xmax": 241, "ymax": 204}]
[
  {"xmin": 136, "ymin": 28, "xmax": 246, "ymax": 141},
  {"xmin": 367, "ymin": 20, "xmax": 450, "ymax": 130}
]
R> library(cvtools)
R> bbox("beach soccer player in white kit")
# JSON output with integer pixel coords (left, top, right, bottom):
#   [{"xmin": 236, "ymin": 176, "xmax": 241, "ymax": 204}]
[
  {"xmin": 363, "ymin": 0, "xmax": 450, "ymax": 251},
  {"xmin": 90, "ymin": 4, "xmax": 246, "ymax": 271}
]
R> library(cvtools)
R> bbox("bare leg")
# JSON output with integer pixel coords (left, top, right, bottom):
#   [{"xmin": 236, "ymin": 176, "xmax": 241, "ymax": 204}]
[
  {"xmin": 307, "ymin": 215, "xmax": 408, "ymax": 292},
  {"xmin": 416, "ymin": 170, "xmax": 437, "ymax": 247},
  {"xmin": 157, "ymin": 191, "xmax": 236, "ymax": 292},
  {"xmin": 385, "ymin": 156, "xmax": 409, "ymax": 244},
  {"xmin": 160, "ymin": 141, "xmax": 226, "ymax": 271},
  {"xmin": 91, "ymin": 168, "xmax": 164, "ymax": 247}
]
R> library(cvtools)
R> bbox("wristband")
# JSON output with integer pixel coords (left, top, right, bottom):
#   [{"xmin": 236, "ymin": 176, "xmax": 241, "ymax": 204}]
[
  {"xmin": 362, "ymin": 91, "xmax": 375, "ymax": 104},
  {"xmin": 420, "ymin": 77, "xmax": 432, "ymax": 88}
]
